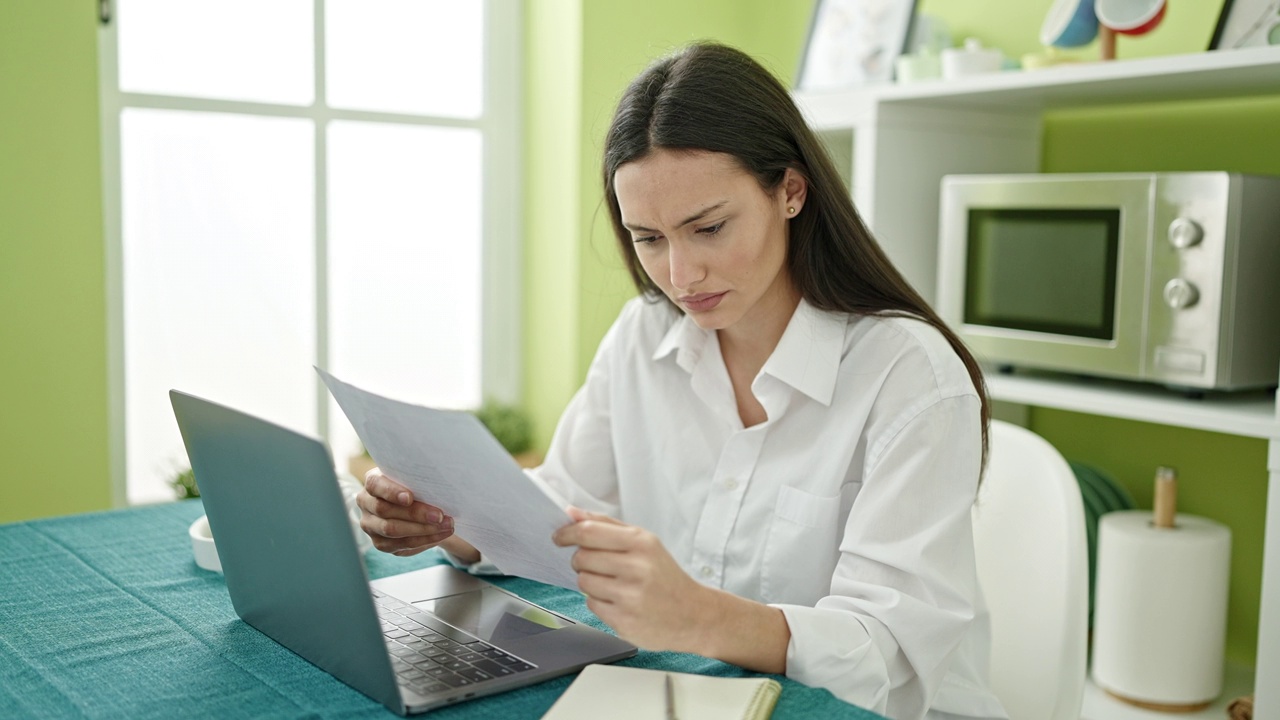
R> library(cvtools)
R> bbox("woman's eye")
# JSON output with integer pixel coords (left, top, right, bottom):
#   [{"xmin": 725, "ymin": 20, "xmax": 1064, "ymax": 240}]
[
  {"xmin": 697, "ymin": 221, "xmax": 725, "ymax": 236},
  {"xmin": 632, "ymin": 235, "xmax": 658, "ymax": 245}
]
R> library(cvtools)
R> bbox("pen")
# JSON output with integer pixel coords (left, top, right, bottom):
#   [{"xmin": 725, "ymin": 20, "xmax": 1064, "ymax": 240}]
[{"xmin": 664, "ymin": 672, "xmax": 678, "ymax": 720}]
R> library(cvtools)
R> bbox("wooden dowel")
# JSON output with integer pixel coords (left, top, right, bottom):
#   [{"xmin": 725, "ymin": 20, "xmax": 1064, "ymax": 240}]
[
  {"xmin": 1153, "ymin": 466, "xmax": 1177, "ymax": 528},
  {"xmin": 1099, "ymin": 26, "xmax": 1117, "ymax": 61}
]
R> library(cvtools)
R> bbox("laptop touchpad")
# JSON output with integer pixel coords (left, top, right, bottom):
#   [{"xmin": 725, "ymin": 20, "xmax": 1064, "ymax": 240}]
[{"xmin": 415, "ymin": 587, "xmax": 570, "ymax": 644}]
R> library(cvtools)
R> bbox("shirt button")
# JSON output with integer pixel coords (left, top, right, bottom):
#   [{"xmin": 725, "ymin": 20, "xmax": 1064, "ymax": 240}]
[
  {"xmin": 700, "ymin": 566, "xmax": 713, "ymax": 579},
  {"xmin": 724, "ymin": 478, "xmax": 739, "ymax": 491}
]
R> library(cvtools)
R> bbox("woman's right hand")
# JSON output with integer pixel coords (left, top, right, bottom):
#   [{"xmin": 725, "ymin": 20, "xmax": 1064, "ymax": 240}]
[{"xmin": 357, "ymin": 468, "xmax": 460, "ymax": 557}]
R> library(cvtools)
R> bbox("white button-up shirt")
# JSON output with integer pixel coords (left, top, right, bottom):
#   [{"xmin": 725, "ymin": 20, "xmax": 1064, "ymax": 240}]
[{"xmin": 527, "ymin": 297, "xmax": 1006, "ymax": 720}]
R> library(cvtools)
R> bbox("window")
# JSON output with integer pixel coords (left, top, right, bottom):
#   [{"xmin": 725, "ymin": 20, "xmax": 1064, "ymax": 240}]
[{"xmin": 99, "ymin": 0, "xmax": 521, "ymax": 504}]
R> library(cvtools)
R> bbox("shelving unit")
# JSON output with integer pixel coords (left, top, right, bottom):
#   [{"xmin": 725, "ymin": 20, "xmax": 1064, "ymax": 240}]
[
  {"xmin": 987, "ymin": 372, "xmax": 1280, "ymax": 440},
  {"xmin": 795, "ymin": 45, "xmax": 1280, "ymax": 717}
]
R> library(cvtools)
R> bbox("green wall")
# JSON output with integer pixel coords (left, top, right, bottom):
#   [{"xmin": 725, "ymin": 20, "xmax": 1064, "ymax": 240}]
[
  {"xmin": 522, "ymin": 0, "xmax": 814, "ymax": 447},
  {"xmin": 523, "ymin": 1, "xmax": 587, "ymax": 455},
  {"xmin": 0, "ymin": 1, "xmax": 112, "ymax": 524}
]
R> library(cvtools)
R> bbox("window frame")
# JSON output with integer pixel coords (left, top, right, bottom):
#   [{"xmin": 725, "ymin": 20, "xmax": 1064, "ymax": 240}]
[{"xmin": 97, "ymin": 0, "xmax": 523, "ymax": 506}]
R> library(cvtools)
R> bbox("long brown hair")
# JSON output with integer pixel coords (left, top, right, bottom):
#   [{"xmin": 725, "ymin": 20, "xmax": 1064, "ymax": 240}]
[{"xmin": 601, "ymin": 42, "xmax": 990, "ymax": 469}]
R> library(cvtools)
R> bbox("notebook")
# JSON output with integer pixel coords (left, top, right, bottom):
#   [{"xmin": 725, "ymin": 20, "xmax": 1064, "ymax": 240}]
[
  {"xmin": 170, "ymin": 390, "xmax": 637, "ymax": 716},
  {"xmin": 542, "ymin": 664, "xmax": 782, "ymax": 720}
]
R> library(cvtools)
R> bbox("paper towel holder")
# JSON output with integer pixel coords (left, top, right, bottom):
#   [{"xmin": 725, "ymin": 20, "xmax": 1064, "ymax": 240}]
[{"xmin": 1098, "ymin": 465, "xmax": 1223, "ymax": 714}]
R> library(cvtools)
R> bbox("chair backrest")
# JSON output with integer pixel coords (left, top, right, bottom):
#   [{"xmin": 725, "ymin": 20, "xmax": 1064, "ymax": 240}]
[{"xmin": 972, "ymin": 420, "xmax": 1089, "ymax": 720}]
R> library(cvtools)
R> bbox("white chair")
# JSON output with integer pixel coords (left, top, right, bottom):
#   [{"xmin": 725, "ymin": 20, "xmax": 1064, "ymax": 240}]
[{"xmin": 972, "ymin": 420, "xmax": 1089, "ymax": 720}]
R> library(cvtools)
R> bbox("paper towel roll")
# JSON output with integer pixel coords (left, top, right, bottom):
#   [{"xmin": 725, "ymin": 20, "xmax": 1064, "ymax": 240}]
[{"xmin": 1092, "ymin": 510, "xmax": 1231, "ymax": 707}]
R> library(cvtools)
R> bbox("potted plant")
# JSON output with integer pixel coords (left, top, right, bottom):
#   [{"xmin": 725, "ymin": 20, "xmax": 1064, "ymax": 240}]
[
  {"xmin": 471, "ymin": 399, "xmax": 541, "ymax": 468},
  {"xmin": 170, "ymin": 466, "xmax": 200, "ymax": 499}
]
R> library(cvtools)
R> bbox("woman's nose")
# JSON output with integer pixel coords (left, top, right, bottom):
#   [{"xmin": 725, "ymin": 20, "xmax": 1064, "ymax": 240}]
[{"xmin": 668, "ymin": 240, "xmax": 706, "ymax": 291}]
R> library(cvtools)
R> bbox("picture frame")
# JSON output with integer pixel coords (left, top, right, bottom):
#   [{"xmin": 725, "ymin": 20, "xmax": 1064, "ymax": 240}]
[
  {"xmin": 1209, "ymin": 0, "xmax": 1280, "ymax": 50},
  {"xmin": 796, "ymin": 0, "xmax": 920, "ymax": 91}
]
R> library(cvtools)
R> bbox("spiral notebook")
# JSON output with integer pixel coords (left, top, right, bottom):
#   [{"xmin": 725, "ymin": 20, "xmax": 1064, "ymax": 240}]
[{"xmin": 542, "ymin": 664, "xmax": 781, "ymax": 720}]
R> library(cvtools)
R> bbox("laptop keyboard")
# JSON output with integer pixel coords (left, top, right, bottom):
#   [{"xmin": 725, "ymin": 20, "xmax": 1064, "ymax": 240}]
[{"xmin": 371, "ymin": 589, "xmax": 537, "ymax": 698}]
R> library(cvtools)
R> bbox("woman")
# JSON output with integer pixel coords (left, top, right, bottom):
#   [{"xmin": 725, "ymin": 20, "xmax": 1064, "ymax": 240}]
[{"xmin": 358, "ymin": 43, "xmax": 1006, "ymax": 720}]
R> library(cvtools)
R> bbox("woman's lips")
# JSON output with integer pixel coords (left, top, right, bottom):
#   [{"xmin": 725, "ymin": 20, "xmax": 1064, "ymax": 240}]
[{"xmin": 679, "ymin": 291, "xmax": 728, "ymax": 312}]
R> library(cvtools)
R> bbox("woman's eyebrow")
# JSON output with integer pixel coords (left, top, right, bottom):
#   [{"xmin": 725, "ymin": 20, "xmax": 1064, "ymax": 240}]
[{"xmin": 623, "ymin": 201, "xmax": 728, "ymax": 233}]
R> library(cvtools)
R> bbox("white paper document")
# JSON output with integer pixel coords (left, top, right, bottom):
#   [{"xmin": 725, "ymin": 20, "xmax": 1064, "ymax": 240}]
[{"xmin": 317, "ymin": 368, "xmax": 579, "ymax": 590}]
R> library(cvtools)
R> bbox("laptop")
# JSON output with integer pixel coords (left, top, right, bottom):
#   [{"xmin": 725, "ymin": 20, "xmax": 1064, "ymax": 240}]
[{"xmin": 170, "ymin": 390, "xmax": 637, "ymax": 715}]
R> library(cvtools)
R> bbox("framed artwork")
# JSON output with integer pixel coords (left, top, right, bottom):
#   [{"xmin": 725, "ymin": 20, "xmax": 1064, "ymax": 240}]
[
  {"xmin": 1210, "ymin": 0, "xmax": 1280, "ymax": 49},
  {"xmin": 796, "ymin": 0, "xmax": 920, "ymax": 90}
]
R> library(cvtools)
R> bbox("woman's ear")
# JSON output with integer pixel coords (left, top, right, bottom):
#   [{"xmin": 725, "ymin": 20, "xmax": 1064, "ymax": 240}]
[{"xmin": 781, "ymin": 168, "xmax": 808, "ymax": 218}]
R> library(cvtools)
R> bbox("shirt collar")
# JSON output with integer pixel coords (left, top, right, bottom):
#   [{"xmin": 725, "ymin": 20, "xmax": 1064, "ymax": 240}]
[
  {"xmin": 760, "ymin": 299, "xmax": 845, "ymax": 406},
  {"xmin": 652, "ymin": 306, "xmax": 707, "ymax": 372},
  {"xmin": 652, "ymin": 298, "xmax": 845, "ymax": 406}
]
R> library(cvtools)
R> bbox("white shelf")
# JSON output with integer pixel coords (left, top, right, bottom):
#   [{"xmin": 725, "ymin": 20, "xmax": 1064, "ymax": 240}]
[
  {"xmin": 797, "ymin": 45, "xmax": 1280, "ymax": 128},
  {"xmin": 987, "ymin": 372, "xmax": 1280, "ymax": 440}
]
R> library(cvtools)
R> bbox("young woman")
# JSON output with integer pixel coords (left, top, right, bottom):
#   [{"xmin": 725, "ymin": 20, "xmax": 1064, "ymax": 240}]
[{"xmin": 357, "ymin": 43, "xmax": 1006, "ymax": 720}]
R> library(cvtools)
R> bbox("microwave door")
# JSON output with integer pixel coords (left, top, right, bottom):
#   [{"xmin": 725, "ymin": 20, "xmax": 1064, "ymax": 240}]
[
  {"xmin": 964, "ymin": 207, "xmax": 1120, "ymax": 339},
  {"xmin": 938, "ymin": 174, "xmax": 1154, "ymax": 381}
]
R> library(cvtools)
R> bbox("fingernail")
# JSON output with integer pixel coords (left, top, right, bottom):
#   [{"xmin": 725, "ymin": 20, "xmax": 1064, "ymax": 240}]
[
  {"xmin": 398, "ymin": 492, "xmax": 411, "ymax": 506},
  {"xmin": 442, "ymin": 516, "xmax": 454, "ymax": 530},
  {"xmin": 427, "ymin": 508, "xmax": 442, "ymax": 524}
]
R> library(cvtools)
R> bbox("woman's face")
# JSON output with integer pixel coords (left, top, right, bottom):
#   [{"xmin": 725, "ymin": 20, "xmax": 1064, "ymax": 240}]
[{"xmin": 613, "ymin": 149, "xmax": 805, "ymax": 336}]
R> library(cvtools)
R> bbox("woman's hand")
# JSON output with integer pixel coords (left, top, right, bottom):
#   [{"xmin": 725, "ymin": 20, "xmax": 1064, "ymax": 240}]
[
  {"xmin": 552, "ymin": 506, "xmax": 711, "ymax": 652},
  {"xmin": 357, "ymin": 468, "xmax": 462, "ymax": 558}
]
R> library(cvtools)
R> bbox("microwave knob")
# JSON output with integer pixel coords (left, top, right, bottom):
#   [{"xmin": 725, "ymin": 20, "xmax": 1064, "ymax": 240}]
[
  {"xmin": 1168, "ymin": 218, "xmax": 1204, "ymax": 249},
  {"xmin": 1163, "ymin": 278, "xmax": 1200, "ymax": 309}
]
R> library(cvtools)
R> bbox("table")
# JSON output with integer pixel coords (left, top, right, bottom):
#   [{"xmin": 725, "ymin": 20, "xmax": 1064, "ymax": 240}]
[{"xmin": 0, "ymin": 500, "xmax": 882, "ymax": 719}]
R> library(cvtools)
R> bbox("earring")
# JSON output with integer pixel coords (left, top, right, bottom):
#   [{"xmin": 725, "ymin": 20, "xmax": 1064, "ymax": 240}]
[{"xmin": 787, "ymin": 207, "xmax": 796, "ymax": 214}]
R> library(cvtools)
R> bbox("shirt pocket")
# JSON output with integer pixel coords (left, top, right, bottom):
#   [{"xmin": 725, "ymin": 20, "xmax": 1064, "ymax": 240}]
[{"xmin": 760, "ymin": 485, "xmax": 843, "ymax": 605}]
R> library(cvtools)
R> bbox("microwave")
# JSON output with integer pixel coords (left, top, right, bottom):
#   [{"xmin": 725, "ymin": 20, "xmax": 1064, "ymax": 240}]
[{"xmin": 937, "ymin": 172, "xmax": 1280, "ymax": 391}]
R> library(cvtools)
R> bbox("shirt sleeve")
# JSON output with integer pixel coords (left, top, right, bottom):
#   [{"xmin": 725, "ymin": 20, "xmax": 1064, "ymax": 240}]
[{"xmin": 770, "ymin": 393, "xmax": 984, "ymax": 720}]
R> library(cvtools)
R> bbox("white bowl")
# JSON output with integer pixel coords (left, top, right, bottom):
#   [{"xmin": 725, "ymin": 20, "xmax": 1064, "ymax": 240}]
[{"xmin": 189, "ymin": 514, "xmax": 223, "ymax": 573}]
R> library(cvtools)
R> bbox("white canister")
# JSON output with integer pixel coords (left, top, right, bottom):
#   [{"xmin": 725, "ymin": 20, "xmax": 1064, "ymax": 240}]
[
  {"xmin": 1091, "ymin": 510, "xmax": 1231, "ymax": 708},
  {"xmin": 941, "ymin": 38, "xmax": 1004, "ymax": 79}
]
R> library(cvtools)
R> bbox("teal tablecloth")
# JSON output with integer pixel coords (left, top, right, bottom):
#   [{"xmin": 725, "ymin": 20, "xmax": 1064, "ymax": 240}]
[{"xmin": 0, "ymin": 500, "xmax": 882, "ymax": 719}]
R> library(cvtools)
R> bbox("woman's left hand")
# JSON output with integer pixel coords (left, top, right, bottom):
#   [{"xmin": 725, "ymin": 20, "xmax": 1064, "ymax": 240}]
[{"xmin": 552, "ymin": 506, "xmax": 708, "ymax": 652}]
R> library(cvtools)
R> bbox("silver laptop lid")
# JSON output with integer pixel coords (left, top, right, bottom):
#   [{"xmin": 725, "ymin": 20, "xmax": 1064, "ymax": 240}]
[{"xmin": 170, "ymin": 390, "xmax": 404, "ymax": 712}]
